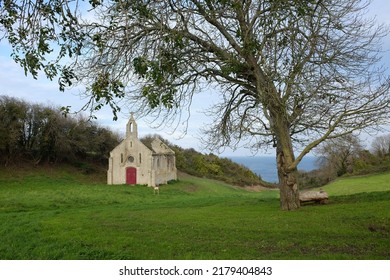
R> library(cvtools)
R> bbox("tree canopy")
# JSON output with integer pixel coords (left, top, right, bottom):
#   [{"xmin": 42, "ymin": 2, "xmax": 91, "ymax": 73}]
[
  {"xmin": 0, "ymin": 95, "xmax": 120, "ymax": 166},
  {"xmin": 1, "ymin": 0, "xmax": 389, "ymax": 209}
]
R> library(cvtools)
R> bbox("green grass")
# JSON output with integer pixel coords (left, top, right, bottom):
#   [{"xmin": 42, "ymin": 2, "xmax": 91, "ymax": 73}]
[
  {"xmin": 0, "ymin": 166, "xmax": 389, "ymax": 260},
  {"xmin": 317, "ymin": 172, "xmax": 390, "ymax": 195}
]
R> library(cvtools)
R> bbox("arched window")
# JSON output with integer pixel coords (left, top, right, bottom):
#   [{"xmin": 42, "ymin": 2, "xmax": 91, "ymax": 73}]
[{"xmin": 129, "ymin": 122, "xmax": 133, "ymax": 133}]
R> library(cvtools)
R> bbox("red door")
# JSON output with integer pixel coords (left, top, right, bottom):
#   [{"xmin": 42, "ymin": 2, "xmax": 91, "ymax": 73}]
[{"xmin": 126, "ymin": 167, "xmax": 137, "ymax": 185}]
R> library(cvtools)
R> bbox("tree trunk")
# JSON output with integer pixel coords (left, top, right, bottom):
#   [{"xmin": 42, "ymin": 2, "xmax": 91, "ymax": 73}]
[
  {"xmin": 262, "ymin": 78, "xmax": 301, "ymax": 210},
  {"xmin": 277, "ymin": 147, "xmax": 300, "ymax": 210},
  {"xmin": 272, "ymin": 114, "xmax": 301, "ymax": 210}
]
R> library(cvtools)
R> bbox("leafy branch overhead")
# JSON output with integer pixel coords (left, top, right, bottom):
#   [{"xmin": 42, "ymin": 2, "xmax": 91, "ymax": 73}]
[{"xmin": 0, "ymin": 0, "xmax": 84, "ymax": 83}]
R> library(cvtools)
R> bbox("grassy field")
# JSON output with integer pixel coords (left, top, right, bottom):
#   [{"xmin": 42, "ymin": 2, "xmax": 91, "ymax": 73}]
[
  {"xmin": 315, "ymin": 172, "xmax": 390, "ymax": 195},
  {"xmin": 0, "ymin": 166, "xmax": 389, "ymax": 260}
]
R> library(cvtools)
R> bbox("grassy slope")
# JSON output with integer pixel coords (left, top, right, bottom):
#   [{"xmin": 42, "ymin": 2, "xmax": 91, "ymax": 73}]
[
  {"xmin": 317, "ymin": 172, "xmax": 390, "ymax": 195},
  {"xmin": 0, "ymin": 166, "xmax": 389, "ymax": 260}
]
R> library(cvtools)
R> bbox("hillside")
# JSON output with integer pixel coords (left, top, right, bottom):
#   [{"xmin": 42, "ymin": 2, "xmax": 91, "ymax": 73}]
[
  {"xmin": 141, "ymin": 135, "xmax": 272, "ymax": 188},
  {"xmin": 3, "ymin": 95, "xmax": 388, "ymax": 190},
  {"xmin": 318, "ymin": 171, "xmax": 390, "ymax": 196},
  {"xmin": 0, "ymin": 166, "xmax": 388, "ymax": 259},
  {"xmin": 0, "ymin": 94, "xmax": 270, "ymax": 188}
]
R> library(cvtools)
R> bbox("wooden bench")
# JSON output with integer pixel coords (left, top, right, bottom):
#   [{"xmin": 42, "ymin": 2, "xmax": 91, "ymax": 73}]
[{"xmin": 299, "ymin": 190, "xmax": 329, "ymax": 204}]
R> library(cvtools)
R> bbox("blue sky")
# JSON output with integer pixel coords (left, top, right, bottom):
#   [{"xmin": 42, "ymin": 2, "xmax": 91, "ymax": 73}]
[{"xmin": 0, "ymin": 0, "xmax": 389, "ymax": 157}]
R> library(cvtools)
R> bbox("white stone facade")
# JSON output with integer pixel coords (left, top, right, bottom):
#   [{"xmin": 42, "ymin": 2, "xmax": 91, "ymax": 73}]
[{"xmin": 107, "ymin": 115, "xmax": 177, "ymax": 186}]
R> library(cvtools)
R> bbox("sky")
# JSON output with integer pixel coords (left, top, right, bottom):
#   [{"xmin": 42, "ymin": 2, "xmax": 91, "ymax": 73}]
[{"xmin": 0, "ymin": 0, "xmax": 389, "ymax": 157}]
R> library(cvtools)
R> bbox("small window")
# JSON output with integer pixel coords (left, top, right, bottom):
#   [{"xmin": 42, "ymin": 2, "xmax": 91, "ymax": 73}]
[
  {"xmin": 139, "ymin": 153, "xmax": 142, "ymax": 164},
  {"xmin": 128, "ymin": 156, "xmax": 134, "ymax": 163},
  {"xmin": 121, "ymin": 154, "xmax": 123, "ymax": 163}
]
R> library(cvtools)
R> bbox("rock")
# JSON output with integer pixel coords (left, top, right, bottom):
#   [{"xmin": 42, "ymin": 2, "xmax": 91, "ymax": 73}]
[{"xmin": 299, "ymin": 190, "xmax": 329, "ymax": 204}]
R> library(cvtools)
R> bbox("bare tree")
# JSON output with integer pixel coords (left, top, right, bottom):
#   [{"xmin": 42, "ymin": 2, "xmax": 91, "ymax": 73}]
[
  {"xmin": 315, "ymin": 134, "xmax": 363, "ymax": 179},
  {"xmin": 75, "ymin": 0, "xmax": 389, "ymax": 210},
  {"xmin": 2, "ymin": 0, "xmax": 390, "ymax": 210},
  {"xmin": 371, "ymin": 134, "xmax": 390, "ymax": 157}
]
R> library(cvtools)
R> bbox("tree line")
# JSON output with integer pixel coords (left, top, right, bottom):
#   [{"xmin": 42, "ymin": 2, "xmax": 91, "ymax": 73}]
[
  {"xmin": 0, "ymin": 95, "xmax": 265, "ymax": 186},
  {"xmin": 0, "ymin": 96, "xmax": 120, "ymax": 166},
  {"xmin": 2, "ymin": 95, "xmax": 388, "ymax": 188},
  {"xmin": 298, "ymin": 133, "xmax": 390, "ymax": 189}
]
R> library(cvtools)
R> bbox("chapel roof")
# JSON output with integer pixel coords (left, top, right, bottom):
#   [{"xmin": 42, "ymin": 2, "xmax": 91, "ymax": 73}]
[{"xmin": 140, "ymin": 136, "xmax": 175, "ymax": 155}]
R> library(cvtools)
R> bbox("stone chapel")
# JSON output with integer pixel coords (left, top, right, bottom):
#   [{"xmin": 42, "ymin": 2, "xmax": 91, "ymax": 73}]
[{"xmin": 107, "ymin": 115, "xmax": 177, "ymax": 186}]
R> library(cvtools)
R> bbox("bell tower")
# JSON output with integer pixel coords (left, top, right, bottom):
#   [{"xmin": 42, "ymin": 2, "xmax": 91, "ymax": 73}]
[{"xmin": 126, "ymin": 113, "xmax": 138, "ymax": 139}]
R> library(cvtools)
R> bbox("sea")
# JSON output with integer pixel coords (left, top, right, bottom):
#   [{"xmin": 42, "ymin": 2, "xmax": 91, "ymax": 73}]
[{"xmin": 228, "ymin": 155, "xmax": 320, "ymax": 183}]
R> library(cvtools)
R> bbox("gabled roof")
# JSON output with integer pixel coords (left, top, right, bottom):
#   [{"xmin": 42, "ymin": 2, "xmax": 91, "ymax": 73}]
[{"xmin": 140, "ymin": 136, "xmax": 175, "ymax": 155}]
